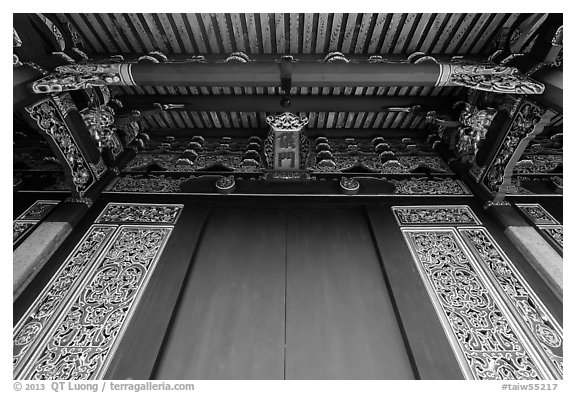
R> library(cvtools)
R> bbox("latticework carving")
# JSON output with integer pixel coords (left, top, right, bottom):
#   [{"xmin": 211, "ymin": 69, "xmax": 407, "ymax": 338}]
[
  {"xmin": 96, "ymin": 203, "xmax": 183, "ymax": 224},
  {"xmin": 516, "ymin": 204, "xmax": 559, "ymax": 225},
  {"xmin": 391, "ymin": 178, "xmax": 470, "ymax": 195}
]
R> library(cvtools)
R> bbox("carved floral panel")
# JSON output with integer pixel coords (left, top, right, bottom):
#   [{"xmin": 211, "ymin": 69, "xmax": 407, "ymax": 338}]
[
  {"xmin": 402, "ymin": 228, "xmax": 548, "ymax": 379},
  {"xmin": 540, "ymin": 226, "xmax": 563, "ymax": 249},
  {"xmin": 16, "ymin": 200, "xmax": 59, "ymax": 221}
]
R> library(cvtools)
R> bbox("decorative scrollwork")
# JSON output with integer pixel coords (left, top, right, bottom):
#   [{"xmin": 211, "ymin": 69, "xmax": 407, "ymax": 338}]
[
  {"xmin": 392, "ymin": 206, "xmax": 481, "ymax": 225},
  {"xmin": 514, "ymin": 155, "xmax": 562, "ymax": 174},
  {"xmin": 439, "ymin": 63, "xmax": 545, "ymax": 94},
  {"xmin": 96, "ymin": 203, "xmax": 183, "ymax": 224},
  {"xmin": 13, "ymin": 221, "xmax": 36, "ymax": 244},
  {"xmin": 52, "ymin": 93, "xmax": 77, "ymax": 118},
  {"xmin": 484, "ymin": 101, "xmax": 544, "ymax": 194},
  {"xmin": 32, "ymin": 63, "xmax": 135, "ymax": 94},
  {"xmin": 13, "ymin": 226, "xmax": 116, "ymax": 375},
  {"xmin": 266, "ymin": 112, "xmax": 309, "ymax": 131},
  {"xmin": 18, "ymin": 226, "xmax": 172, "ymax": 379},
  {"xmin": 516, "ymin": 204, "xmax": 559, "ymax": 225},
  {"xmin": 403, "ymin": 228, "xmax": 545, "ymax": 379},
  {"xmin": 541, "ymin": 226, "xmax": 563, "ymax": 248},
  {"xmin": 459, "ymin": 228, "xmax": 563, "ymax": 377},
  {"xmin": 16, "ymin": 200, "xmax": 59, "ymax": 221},
  {"xmin": 340, "ymin": 177, "xmax": 359, "ymax": 194},
  {"xmin": 25, "ymin": 98, "xmax": 96, "ymax": 196},
  {"xmin": 391, "ymin": 178, "xmax": 470, "ymax": 195}
]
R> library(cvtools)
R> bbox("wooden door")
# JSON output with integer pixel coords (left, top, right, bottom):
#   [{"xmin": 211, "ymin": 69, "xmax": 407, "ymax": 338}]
[{"xmin": 153, "ymin": 206, "xmax": 414, "ymax": 379}]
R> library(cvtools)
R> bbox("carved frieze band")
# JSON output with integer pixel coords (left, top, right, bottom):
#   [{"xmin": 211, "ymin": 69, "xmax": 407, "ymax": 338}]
[
  {"xmin": 402, "ymin": 228, "xmax": 547, "ymax": 379},
  {"xmin": 458, "ymin": 228, "xmax": 563, "ymax": 377},
  {"xmin": 95, "ymin": 203, "xmax": 183, "ymax": 224},
  {"xmin": 392, "ymin": 205, "xmax": 481, "ymax": 225},
  {"xmin": 25, "ymin": 98, "xmax": 98, "ymax": 196},
  {"xmin": 540, "ymin": 226, "xmax": 563, "ymax": 249},
  {"xmin": 14, "ymin": 203, "xmax": 182, "ymax": 379}
]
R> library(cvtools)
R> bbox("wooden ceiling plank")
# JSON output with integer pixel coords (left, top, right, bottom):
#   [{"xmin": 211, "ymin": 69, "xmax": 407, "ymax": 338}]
[
  {"xmin": 169, "ymin": 13, "xmax": 196, "ymax": 53},
  {"xmin": 458, "ymin": 13, "xmax": 494, "ymax": 54},
  {"xmin": 392, "ymin": 13, "xmax": 417, "ymax": 54},
  {"xmin": 140, "ymin": 13, "xmax": 170, "ymax": 53},
  {"xmin": 189, "ymin": 111, "xmax": 204, "ymax": 128},
  {"xmin": 200, "ymin": 111, "xmax": 213, "ymax": 128},
  {"xmin": 367, "ymin": 13, "xmax": 389, "ymax": 53},
  {"xmin": 302, "ymin": 13, "xmax": 314, "ymax": 54},
  {"xmin": 229, "ymin": 13, "xmax": 247, "ymax": 53},
  {"xmin": 335, "ymin": 112, "xmax": 346, "ymax": 128},
  {"xmin": 328, "ymin": 13, "xmax": 344, "ymax": 52},
  {"xmin": 470, "ymin": 13, "xmax": 507, "ymax": 53},
  {"xmin": 155, "ymin": 13, "xmax": 183, "ymax": 53},
  {"xmin": 353, "ymin": 112, "xmax": 365, "ymax": 128},
  {"xmin": 399, "ymin": 113, "xmax": 416, "ymax": 129},
  {"xmin": 61, "ymin": 13, "xmax": 100, "ymax": 52},
  {"xmin": 179, "ymin": 111, "xmax": 195, "ymax": 128},
  {"xmin": 363, "ymin": 112, "xmax": 376, "ymax": 128},
  {"xmin": 71, "ymin": 13, "xmax": 110, "ymax": 53},
  {"xmin": 259, "ymin": 13, "xmax": 272, "ymax": 54},
  {"xmin": 432, "ymin": 13, "xmax": 466, "ymax": 54},
  {"xmin": 209, "ymin": 111, "xmax": 222, "ymax": 128},
  {"xmin": 123, "ymin": 13, "xmax": 156, "ymax": 53},
  {"xmin": 406, "ymin": 13, "xmax": 434, "ymax": 54},
  {"xmin": 445, "ymin": 13, "xmax": 479, "ymax": 54},
  {"xmin": 340, "ymin": 13, "xmax": 358, "ymax": 53},
  {"xmin": 102, "ymin": 13, "xmax": 136, "ymax": 53},
  {"xmin": 315, "ymin": 13, "xmax": 329, "ymax": 54},
  {"xmin": 419, "ymin": 13, "xmax": 448, "ymax": 54},
  {"xmin": 317, "ymin": 112, "xmax": 326, "ymax": 128},
  {"xmin": 214, "ymin": 13, "xmax": 234, "ymax": 53},
  {"xmin": 371, "ymin": 112, "xmax": 386, "ymax": 128},
  {"xmin": 355, "ymin": 13, "xmax": 374, "ymax": 54},
  {"xmin": 274, "ymin": 13, "xmax": 286, "ymax": 54},
  {"xmin": 200, "ymin": 13, "xmax": 222, "ymax": 53},
  {"xmin": 380, "ymin": 13, "xmax": 406, "ymax": 54},
  {"xmin": 245, "ymin": 13, "xmax": 260, "ymax": 54},
  {"xmin": 171, "ymin": 111, "xmax": 186, "ymax": 128},
  {"xmin": 185, "ymin": 14, "xmax": 208, "ymax": 53},
  {"xmin": 81, "ymin": 14, "xmax": 122, "ymax": 52},
  {"xmin": 381, "ymin": 112, "xmax": 396, "ymax": 129},
  {"xmin": 290, "ymin": 13, "xmax": 300, "ymax": 53}
]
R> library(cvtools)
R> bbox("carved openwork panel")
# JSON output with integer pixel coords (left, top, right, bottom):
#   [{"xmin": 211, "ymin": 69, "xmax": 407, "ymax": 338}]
[
  {"xmin": 459, "ymin": 228, "xmax": 563, "ymax": 377},
  {"xmin": 111, "ymin": 175, "xmax": 185, "ymax": 193},
  {"xmin": 13, "ymin": 226, "xmax": 116, "ymax": 375},
  {"xmin": 14, "ymin": 203, "xmax": 182, "ymax": 379},
  {"xmin": 17, "ymin": 226, "xmax": 172, "ymax": 379},
  {"xmin": 402, "ymin": 228, "xmax": 546, "ymax": 379},
  {"xmin": 95, "ymin": 203, "xmax": 183, "ymax": 224},
  {"xmin": 392, "ymin": 206, "xmax": 481, "ymax": 225},
  {"xmin": 516, "ymin": 204, "xmax": 559, "ymax": 225}
]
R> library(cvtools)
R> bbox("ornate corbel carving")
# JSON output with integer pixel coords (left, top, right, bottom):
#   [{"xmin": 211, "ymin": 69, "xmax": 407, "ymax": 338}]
[
  {"xmin": 31, "ymin": 63, "xmax": 135, "ymax": 94},
  {"xmin": 437, "ymin": 63, "xmax": 545, "ymax": 94},
  {"xmin": 224, "ymin": 52, "xmax": 250, "ymax": 63},
  {"xmin": 483, "ymin": 101, "xmax": 546, "ymax": 197},
  {"xmin": 81, "ymin": 104, "xmax": 120, "ymax": 150},
  {"xmin": 25, "ymin": 98, "xmax": 97, "ymax": 196},
  {"xmin": 455, "ymin": 103, "xmax": 497, "ymax": 163}
]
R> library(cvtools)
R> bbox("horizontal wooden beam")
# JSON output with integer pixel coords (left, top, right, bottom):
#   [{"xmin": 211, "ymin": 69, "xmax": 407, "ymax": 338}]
[
  {"xmin": 142, "ymin": 127, "xmax": 431, "ymax": 139},
  {"xmin": 118, "ymin": 95, "xmax": 456, "ymax": 113}
]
